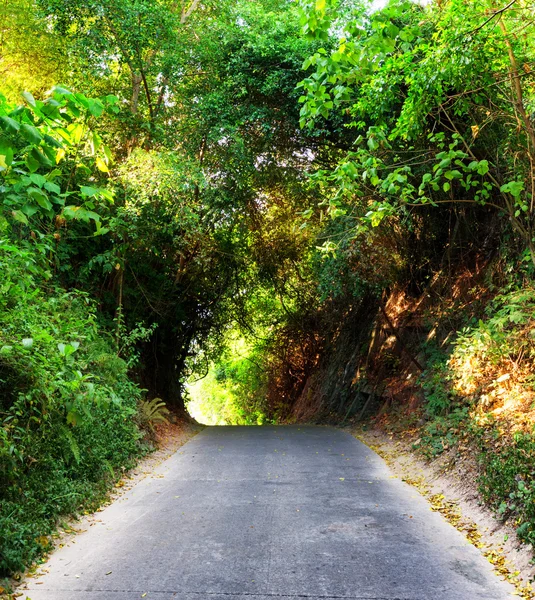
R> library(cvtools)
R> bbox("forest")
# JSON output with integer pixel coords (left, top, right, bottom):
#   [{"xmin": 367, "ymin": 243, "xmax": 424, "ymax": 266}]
[{"xmin": 2, "ymin": 0, "xmax": 535, "ymax": 585}]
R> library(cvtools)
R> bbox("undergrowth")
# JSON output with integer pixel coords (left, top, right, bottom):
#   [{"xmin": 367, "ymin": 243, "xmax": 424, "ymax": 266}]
[
  {"xmin": 413, "ymin": 284, "xmax": 535, "ymax": 548},
  {"xmin": 0, "ymin": 240, "xmax": 148, "ymax": 577},
  {"xmin": 416, "ymin": 412, "xmax": 535, "ymax": 548}
]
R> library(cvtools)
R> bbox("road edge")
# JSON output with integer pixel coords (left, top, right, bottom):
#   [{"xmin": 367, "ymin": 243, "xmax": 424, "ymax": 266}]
[{"xmin": 352, "ymin": 425, "xmax": 534, "ymax": 599}]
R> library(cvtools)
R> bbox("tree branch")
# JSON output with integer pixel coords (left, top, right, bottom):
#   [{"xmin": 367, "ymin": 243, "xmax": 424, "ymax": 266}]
[
  {"xmin": 462, "ymin": 0, "xmax": 517, "ymax": 37},
  {"xmin": 181, "ymin": 0, "xmax": 200, "ymax": 24}
]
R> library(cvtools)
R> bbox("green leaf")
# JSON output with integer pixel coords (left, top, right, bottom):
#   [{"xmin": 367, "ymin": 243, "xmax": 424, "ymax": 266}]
[
  {"xmin": 46, "ymin": 168, "xmax": 63, "ymax": 181},
  {"xmin": 88, "ymin": 99, "xmax": 104, "ymax": 118},
  {"xmin": 476, "ymin": 160, "xmax": 489, "ymax": 175},
  {"xmin": 30, "ymin": 147, "xmax": 49, "ymax": 167},
  {"xmin": 40, "ymin": 146, "xmax": 56, "ymax": 165},
  {"xmin": 103, "ymin": 145, "xmax": 113, "ymax": 163},
  {"xmin": 29, "ymin": 173, "xmax": 47, "ymax": 188},
  {"xmin": 11, "ymin": 210, "xmax": 28, "ymax": 225},
  {"xmin": 26, "ymin": 153, "xmax": 40, "ymax": 173},
  {"xmin": 43, "ymin": 134, "xmax": 64, "ymax": 148},
  {"xmin": 94, "ymin": 221, "xmax": 110, "ymax": 236},
  {"xmin": 20, "ymin": 123, "xmax": 43, "ymax": 145},
  {"xmin": 63, "ymin": 205, "xmax": 101, "ymax": 222},
  {"xmin": 74, "ymin": 93, "xmax": 89, "ymax": 109},
  {"xmin": 52, "ymin": 85, "xmax": 73, "ymax": 96},
  {"xmin": 500, "ymin": 180, "xmax": 524, "ymax": 198},
  {"xmin": 0, "ymin": 139, "xmax": 14, "ymax": 166},
  {"xmin": 28, "ymin": 187, "xmax": 52, "ymax": 210},
  {"xmin": 94, "ymin": 227, "xmax": 110, "ymax": 236},
  {"xmin": 21, "ymin": 204, "xmax": 40, "ymax": 217},
  {"xmin": 0, "ymin": 116, "xmax": 20, "ymax": 133},
  {"xmin": 58, "ymin": 342, "xmax": 79, "ymax": 357},
  {"xmin": 22, "ymin": 91, "xmax": 36, "ymax": 107},
  {"xmin": 80, "ymin": 186, "xmax": 99, "ymax": 197},
  {"xmin": 368, "ymin": 137, "xmax": 379, "ymax": 151},
  {"xmin": 44, "ymin": 181, "xmax": 61, "ymax": 195}
]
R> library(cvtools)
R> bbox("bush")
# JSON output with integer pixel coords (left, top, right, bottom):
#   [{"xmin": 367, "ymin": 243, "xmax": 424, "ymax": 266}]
[
  {"xmin": 477, "ymin": 428, "xmax": 535, "ymax": 547},
  {"xmin": 0, "ymin": 239, "xmax": 145, "ymax": 576},
  {"xmin": 449, "ymin": 287, "xmax": 535, "ymax": 397},
  {"xmin": 415, "ymin": 286, "xmax": 535, "ymax": 547}
]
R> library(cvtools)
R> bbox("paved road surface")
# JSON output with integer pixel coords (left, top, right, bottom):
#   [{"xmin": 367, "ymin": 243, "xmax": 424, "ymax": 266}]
[{"xmin": 24, "ymin": 426, "xmax": 515, "ymax": 600}]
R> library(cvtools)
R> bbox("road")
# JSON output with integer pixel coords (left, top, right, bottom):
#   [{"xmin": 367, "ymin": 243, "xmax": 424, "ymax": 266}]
[{"xmin": 24, "ymin": 426, "xmax": 515, "ymax": 600}]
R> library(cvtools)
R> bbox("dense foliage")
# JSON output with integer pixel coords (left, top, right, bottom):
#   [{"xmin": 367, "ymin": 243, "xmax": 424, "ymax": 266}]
[
  {"xmin": 3, "ymin": 0, "xmax": 535, "ymax": 578},
  {"xmin": 295, "ymin": 0, "xmax": 535, "ymax": 548},
  {"xmin": 1, "ymin": 0, "xmax": 323, "ymax": 576}
]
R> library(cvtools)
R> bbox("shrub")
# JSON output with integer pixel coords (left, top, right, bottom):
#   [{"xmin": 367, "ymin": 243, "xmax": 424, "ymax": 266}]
[
  {"xmin": 477, "ymin": 429, "xmax": 535, "ymax": 547},
  {"xmin": 0, "ymin": 240, "xmax": 145, "ymax": 576}
]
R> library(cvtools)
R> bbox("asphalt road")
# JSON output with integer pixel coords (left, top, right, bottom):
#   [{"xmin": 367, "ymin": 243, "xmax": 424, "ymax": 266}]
[{"xmin": 24, "ymin": 426, "xmax": 515, "ymax": 600}]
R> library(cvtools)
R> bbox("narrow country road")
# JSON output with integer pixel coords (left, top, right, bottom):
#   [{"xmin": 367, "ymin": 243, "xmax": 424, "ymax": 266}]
[{"xmin": 25, "ymin": 426, "xmax": 515, "ymax": 600}]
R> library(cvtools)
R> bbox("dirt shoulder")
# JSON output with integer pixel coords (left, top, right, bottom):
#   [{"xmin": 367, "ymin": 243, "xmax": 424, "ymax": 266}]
[
  {"xmin": 2, "ymin": 418, "xmax": 203, "ymax": 600},
  {"xmin": 353, "ymin": 423, "xmax": 535, "ymax": 599}
]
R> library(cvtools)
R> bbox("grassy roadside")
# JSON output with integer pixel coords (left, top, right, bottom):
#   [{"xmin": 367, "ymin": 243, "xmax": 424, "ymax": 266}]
[
  {"xmin": 353, "ymin": 415, "xmax": 535, "ymax": 599},
  {"xmin": 345, "ymin": 283, "xmax": 535, "ymax": 595},
  {"xmin": 0, "ymin": 419, "xmax": 202, "ymax": 599}
]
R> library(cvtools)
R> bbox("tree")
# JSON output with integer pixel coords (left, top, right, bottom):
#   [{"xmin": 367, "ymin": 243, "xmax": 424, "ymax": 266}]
[
  {"xmin": 299, "ymin": 0, "xmax": 535, "ymax": 264},
  {"xmin": 0, "ymin": 0, "xmax": 67, "ymax": 101}
]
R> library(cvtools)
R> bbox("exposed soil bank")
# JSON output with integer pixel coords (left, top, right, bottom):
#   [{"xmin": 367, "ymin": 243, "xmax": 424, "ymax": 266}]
[{"xmin": 354, "ymin": 423, "xmax": 535, "ymax": 599}]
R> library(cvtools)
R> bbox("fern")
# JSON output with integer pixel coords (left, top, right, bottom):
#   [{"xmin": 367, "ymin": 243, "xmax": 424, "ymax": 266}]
[{"xmin": 139, "ymin": 398, "xmax": 170, "ymax": 432}]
